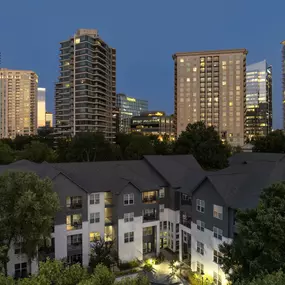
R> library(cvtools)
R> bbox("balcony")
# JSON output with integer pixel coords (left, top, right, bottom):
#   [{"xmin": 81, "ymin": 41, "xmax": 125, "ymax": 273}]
[
  {"xmin": 104, "ymin": 192, "xmax": 113, "ymax": 207},
  {"xmin": 66, "ymin": 214, "xmax": 82, "ymax": 231},
  {"xmin": 66, "ymin": 196, "xmax": 82, "ymax": 210},
  {"xmin": 67, "ymin": 242, "xmax": 82, "ymax": 251},
  {"xmin": 105, "ymin": 216, "xmax": 113, "ymax": 225},
  {"xmin": 143, "ymin": 209, "xmax": 158, "ymax": 223},
  {"xmin": 142, "ymin": 191, "xmax": 158, "ymax": 204}
]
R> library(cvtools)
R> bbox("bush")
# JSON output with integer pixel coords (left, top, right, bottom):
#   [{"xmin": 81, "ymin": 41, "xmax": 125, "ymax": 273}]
[
  {"xmin": 155, "ymin": 252, "xmax": 165, "ymax": 264},
  {"xmin": 114, "ymin": 268, "xmax": 139, "ymax": 277},
  {"xmin": 117, "ymin": 259, "xmax": 140, "ymax": 270}
]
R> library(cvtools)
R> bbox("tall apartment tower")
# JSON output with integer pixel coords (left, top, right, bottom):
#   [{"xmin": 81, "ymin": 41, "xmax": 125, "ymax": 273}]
[
  {"xmin": 0, "ymin": 69, "xmax": 38, "ymax": 138},
  {"xmin": 246, "ymin": 60, "xmax": 272, "ymax": 139},
  {"xmin": 282, "ymin": 41, "xmax": 285, "ymax": 129},
  {"xmin": 55, "ymin": 29, "xmax": 116, "ymax": 140},
  {"xmin": 173, "ymin": 49, "xmax": 247, "ymax": 146},
  {"xmin": 37, "ymin": 87, "xmax": 46, "ymax": 128}
]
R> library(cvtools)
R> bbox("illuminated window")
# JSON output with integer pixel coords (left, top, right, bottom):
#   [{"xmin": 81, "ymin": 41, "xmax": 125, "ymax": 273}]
[
  {"xmin": 213, "ymin": 205, "xmax": 223, "ymax": 220},
  {"xmin": 222, "ymin": 81, "xmax": 226, "ymax": 86},
  {"xmin": 229, "ymin": 102, "xmax": 233, "ymax": 106},
  {"xmin": 193, "ymin": 67, "xmax": 197, "ymax": 72},
  {"xmin": 89, "ymin": 232, "xmax": 100, "ymax": 242},
  {"xmin": 222, "ymin": 61, "xmax": 227, "ymax": 66},
  {"xmin": 75, "ymin": 38, "xmax": 81, "ymax": 44},
  {"xmin": 180, "ymin": 58, "xmax": 184, "ymax": 63},
  {"xmin": 187, "ymin": 78, "xmax": 190, "ymax": 82},
  {"xmin": 236, "ymin": 86, "xmax": 240, "ymax": 91}
]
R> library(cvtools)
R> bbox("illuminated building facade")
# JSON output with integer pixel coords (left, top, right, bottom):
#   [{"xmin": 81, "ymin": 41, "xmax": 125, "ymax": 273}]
[
  {"xmin": 55, "ymin": 29, "xmax": 116, "ymax": 141},
  {"xmin": 246, "ymin": 60, "xmax": 272, "ymax": 139},
  {"xmin": 45, "ymin": 112, "xmax": 53, "ymax": 128},
  {"xmin": 130, "ymin": 111, "xmax": 175, "ymax": 140},
  {"xmin": 116, "ymin": 93, "xmax": 148, "ymax": 133},
  {"xmin": 173, "ymin": 49, "xmax": 247, "ymax": 146},
  {"xmin": 0, "ymin": 69, "xmax": 38, "ymax": 138},
  {"xmin": 37, "ymin": 87, "xmax": 46, "ymax": 128}
]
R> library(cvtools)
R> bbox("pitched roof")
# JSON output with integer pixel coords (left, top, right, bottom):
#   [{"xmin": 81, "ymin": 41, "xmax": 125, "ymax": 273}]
[{"xmin": 229, "ymin": 153, "xmax": 285, "ymax": 165}]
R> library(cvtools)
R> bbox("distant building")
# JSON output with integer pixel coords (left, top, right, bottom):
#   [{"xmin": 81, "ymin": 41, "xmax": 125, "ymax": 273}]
[
  {"xmin": 116, "ymin": 93, "xmax": 148, "ymax": 133},
  {"xmin": 246, "ymin": 60, "xmax": 272, "ymax": 139},
  {"xmin": 281, "ymin": 41, "xmax": 285, "ymax": 129},
  {"xmin": 0, "ymin": 69, "xmax": 38, "ymax": 138},
  {"xmin": 55, "ymin": 29, "xmax": 116, "ymax": 141},
  {"xmin": 130, "ymin": 111, "xmax": 175, "ymax": 140},
  {"xmin": 37, "ymin": 88, "xmax": 46, "ymax": 128},
  {"xmin": 173, "ymin": 49, "xmax": 247, "ymax": 146},
  {"xmin": 45, "ymin": 112, "xmax": 53, "ymax": 128}
]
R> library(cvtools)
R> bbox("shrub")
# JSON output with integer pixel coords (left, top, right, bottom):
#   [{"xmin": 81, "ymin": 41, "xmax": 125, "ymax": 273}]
[
  {"xmin": 114, "ymin": 268, "xmax": 139, "ymax": 277},
  {"xmin": 117, "ymin": 259, "xmax": 140, "ymax": 270}
]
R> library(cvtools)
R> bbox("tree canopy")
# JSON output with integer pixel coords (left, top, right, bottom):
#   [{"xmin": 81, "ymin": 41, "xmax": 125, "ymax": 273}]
[
  {"xmin": 174, "ymin": 121, "xmax": 231, "ymax": 169},
  {"xmin": 219, "ymin": 182, "xmax": 285, "ymax": 283},
  {"xmin": 0, "ymin": 171, "xmax": 60, "ymax": 275}
]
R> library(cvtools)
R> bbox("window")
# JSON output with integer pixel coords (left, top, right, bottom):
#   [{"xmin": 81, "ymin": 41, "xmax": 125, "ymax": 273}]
[
  {"xmin": 124, "ymin": 212, "xmax": 134, "ymax": 223},
  {"xmin": 143, "ymin": 227, "xmax": 153, "ymax": 236},
  {"xmin": 14, "ymin": 262, "xmax": 27, "ymax": 278},
  {"xmin": 213, "ymin": 272, "xmax": 222, "ymax": 285},
  {"xmin": 66, "ymin": 214, "xmax": 82, "ymax": 231},
  {"xmin": 180, "ymin": 58, "xmax": 184, "ymax": 63},
  {"xmin": 159, "ymin": 188, "xmax": 165, "ymax": 198},
  {"xmin": 213, "ymin": 226, "xmax": 223, "ymax": 240},
  {"xmin": 213, "ymin": 250, "xmax": 223, "ymax": 264},
  {"xmin": 66, "ymin": 196, "xmax": 82, "ymax": 209},
  {"xmin": 124, "ymin": 193, "xmax": 134, "ymax": 205},
  {"xmin": 213, "ymin": 205, "xmax": 223, "ymax": 220},
  {"xmin": 90, "ymin": 212, "xmax": 100, "ymax": 223},
  {"xmin": 89, "ymin": 232, "xmax": 100, "ymax": 242},
  {"xmin": 90, "ymin": 193, "xmax": 100, "ymax": 205},
  {"xmin": 193, "ymin": 67, "xmax": 197, "ymax": 72},
  {"xmin": 197, "ymin": 261, "xmax": 204, "ymax": 274},
  {"xmin": 159, "ymin": 204, "xmax": 165, "ymax": 213},
  {"xmin": 124, "ymin": 232, "xmax": 134, "ymax": 243},
  {"xmin": 196, "ymin": 199, "xmax": 205, "ymax": 213},
  {"xmin": 67, "ymin": 234, "xmax": 82, "ymax": 246},
  {"xmin": 14, "ymin": 242, "xmax": 22, "ymax": 255},
  {"xmin": 197, "ymin": 241, "xmax": 204, "ymax": 255},
  {"xmin": 163, "ymin": 221, "xmax": 167, "ymax": 230},
  {"xmin": 197, "ymin": 220, "xmax": 205, "ymax": 232}
]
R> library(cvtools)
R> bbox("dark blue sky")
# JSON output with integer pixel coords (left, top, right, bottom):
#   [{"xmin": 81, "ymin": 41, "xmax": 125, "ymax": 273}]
[{"xmin": 1, "ymin": 0, "xmax": 284, "ymax": 128}]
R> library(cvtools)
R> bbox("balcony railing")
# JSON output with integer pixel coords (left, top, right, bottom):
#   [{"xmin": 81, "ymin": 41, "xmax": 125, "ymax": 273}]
[
  {"xmin": 66, "ymin": 222, "xmax": 82, "ymax": 231},
  {"xmin": 105, "ymin": 216, "xmax": 113, "ymax": 225},
  {"xmin": 181, "ymin": 219, "xmax": 191, "ymax": 229},
  {"xmin": 104, "ymin": 198, "xmax": 113, "ymax": 207},
  {"xmin": 143, "ymin": 213, "xmax": 158, "ymax": 223},
  {"xmin": 67, "ymin": 202, "xmax": 82, "ymax": 209},
  {"xmin": 142, "ymin": 196, "xmax": 157, "ymax": 204},
  {"xmin": 67, "ymin": 243, "xmax": 82, "ymax": 251}
]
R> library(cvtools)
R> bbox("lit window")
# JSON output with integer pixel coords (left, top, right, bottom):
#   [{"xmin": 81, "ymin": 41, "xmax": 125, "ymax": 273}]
[
  {"xmin": 196, "ymin": 199, "xmax": 205, "ymax": 213},
  {"xmin": 143, "ymin": 227, "xmax": 153, "ymax": 236},
  {"xmin": 75, "ymin": 38, "xmax": 81, "ymax": 44},
  {"xmin": 236, "ymin": 86, "xmax": 240, "ymax": 91},
  {"xmin": 222, "ymin": 81, "xmax": 226, "ymax": 86},
  {"xmin": 213, "ymin": 226, "xmax": 223, "ymax": 240},
  {"xmin": 89, "ymin": 232, "xmax": 100, "ymax": 242},
  {"xmin": 229, "ymin": 102, "xmax": 233, "ymax": 106},
  {"xmin": 186, "ymin": 78, "xmax": 190, "ymax": 82},
  {"xmin": 222, "ymin": 61, "xmax": 227, "ymax": 66},
  {"xmin": 197, "ymin": 220, "xmax": 205, "ymax": 232},
  {"xmin": 124, "ymin": 193, "xmax": 134, "ymax": 205},
  {"xmin": 180, "ymin": 58, "xmax": 184, "ymax": 63},
  {"xmin": 193, "ymin": 67, "xmax": 197, "ymax": 72},
  {"xmin": 124, "ymin": 232, "xmax": 134, "ymax": 243},
  {"xmin": 197, "ymin": 241, "xmax": 204, "ymax": 255},
  {"xmin": 213, "ymin": 205, "xmax": 223, "ymax": 220}
]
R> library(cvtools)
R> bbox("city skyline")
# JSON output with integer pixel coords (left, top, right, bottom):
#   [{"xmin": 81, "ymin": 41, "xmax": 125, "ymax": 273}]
[{"xmin": 0, "ymin": 0, "xmax": 284, "ymax": 130}]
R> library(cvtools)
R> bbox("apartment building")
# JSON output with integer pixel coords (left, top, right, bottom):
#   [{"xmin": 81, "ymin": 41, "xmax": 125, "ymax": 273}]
[
  {"xmin": 37, "ymin": 88, "xmax": 46, "ymax": 128},
  {"xmin": 55, "ymin": 29, "xmax": 116, "ymax": 141},
  {"xmin": 0, "ymin": 69, "xmax": 38, "ymax": 138},
  {"xmin": 3, "ymin": 153, "xmax": 284, "ymax": 283},
  {"xmin": 173, "ymin": 49, "xmax": 247, "ymax": 146}
]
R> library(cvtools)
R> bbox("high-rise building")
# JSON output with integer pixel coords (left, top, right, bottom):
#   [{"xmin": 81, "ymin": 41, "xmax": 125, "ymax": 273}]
[
  {"xmin": 116, "ymin": 93, "xmax": 148, "ymax": 133},
  {"xmin": 45, "ymin": 112, "xmax": 53, "ymax": 128},
  {"xmin": 0, "ymin": 69, "xmax": 38, "ymax": 138},
  {"xmin": 173, "ymin": 49, "xmax": 247, "ymax": 146},
  {"xmin": 37, "ymin": 87, "xmax": 46, "ymax": 128},
  {"xmin": 55, "ymin": 29, "xmax": 116, "ymax": 141},
  {"xmin": 282, "ymin": 41, "xmax": 285, "ymax": 128},
  {"xmin": 246, "ymin": 60, "xmax": 272, "ymax": 139},
  {"xmin": 130, "ymin": 111, "xmax": 175, "ymax": 140}
]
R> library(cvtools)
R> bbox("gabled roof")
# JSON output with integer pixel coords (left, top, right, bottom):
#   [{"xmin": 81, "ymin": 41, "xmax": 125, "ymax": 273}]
[{"xmin": 229, "ymin": 153, "xmax": 285, "ymax": 165}]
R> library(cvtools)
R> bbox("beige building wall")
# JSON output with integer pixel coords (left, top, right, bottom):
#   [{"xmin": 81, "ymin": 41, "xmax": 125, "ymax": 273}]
[
  {"xmin": 45, "ymin": 112, "xmax": 53, "ymax": 127},
  {"xmin": 173, "ymin": 49, "xmax": 247, "ymax": 147},
  {"xmin": 37, "ymin": 87, "xmax": 46, "ymax": 128},
  {"xmin": 0, "ymin": 69, "xmax": 38, "ymax": 138}
]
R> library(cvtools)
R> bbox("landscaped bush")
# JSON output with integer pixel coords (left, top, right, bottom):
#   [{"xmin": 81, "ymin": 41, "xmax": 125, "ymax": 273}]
[
  {"xmin": 117, "ymin": 259, "xmax": 140, "ymax": 270},
  {"xmin": 114, "ymin": 268, "xmax": 140, "ymax": 277},
  {"xmin": 155, "ymin": 252, "xmax": 165, "ymax": 264}
]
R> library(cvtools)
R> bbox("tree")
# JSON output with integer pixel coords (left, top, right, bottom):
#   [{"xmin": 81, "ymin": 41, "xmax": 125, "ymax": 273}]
[
  {"xmin": 66, "ymin": 132, "xmax": 114, "ymax": 162},
  {"xmin": 13, "ymin": 136, "xmax": 33, "ymax": 151},
  {"xmin": 89, "ymin": 237, "xmax": 117, "ymax": 270},
  {"xmin": 174, "ymin": 121, "xmax": 231, "ymax": 169},
  {"xmin": 0, "ymin": 142, "xmax": 15, "ymax": 164},
  {"xmin": 252, "ymin": 130, "xmax": 285, "ymax": 153},
  {"xmin": 149, "ymin": 134, "xmax": 174, "ymax": 155},
  {"xmin": 234, "ymin": 271, "xmax": 285, "ymax": 285},
  {"xmin": 0, "ymin": 171, "xmax": 60, "ymax": 275},
  {"xmin": 219, "ymin": 182, "xmax": 285, "ymax": 283},
  {"xmin": 18, "ymin": 141, "xmax": 57, "ymax": 163}
]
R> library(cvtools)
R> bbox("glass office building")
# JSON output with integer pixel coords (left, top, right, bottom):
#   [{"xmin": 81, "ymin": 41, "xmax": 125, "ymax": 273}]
[
  {"xmin": 130, "ymin": 111, "xmax": 175, "ymax": 140},
  {"xmin": 116, "ymin": 93, "xmax": 148, "ymax": 133},
  {"xmin": 246, "ymin": 60, "xmax": 272, "ymax": 139}
]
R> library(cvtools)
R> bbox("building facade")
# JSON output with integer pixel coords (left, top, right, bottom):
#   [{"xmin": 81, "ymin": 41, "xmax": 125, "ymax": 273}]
[
  {"xmin": 2, "ymin": 153, "xmax": 285, "ymax": 283},
  {"xmin": 55, "ymin": 29, "xmax": 116, "ymax": 141},
  {"xmin": 45, "ymin": 112, "xmax": 53, "ymax": 128},
  {"xmin": 130, "ymin": 111, "xmax": 175, "ymax": 140},
  {"xmin": 173, "ymin": 49, "xmax": 247, "ymax": 146},
  {"xmin": 0, "ymin": 69, "xmax": 38, "ymax": 138},
  {"xmin": 281, "ymin": 41, "xmax": 285, "ymax": 129},
  {"xmin": 246, "ymin": 61, "xmax": 272, "ymax": 140},
  {"xmin": 116, "ymin": 93, "xmax": 148, "ymax": 133},
  {"xmin": 37, "ymin": 88, "xmax": 46, "ymax": 128}
]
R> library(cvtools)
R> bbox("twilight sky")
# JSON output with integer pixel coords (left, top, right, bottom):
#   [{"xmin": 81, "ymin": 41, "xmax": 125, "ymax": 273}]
[{"xmin": 0, "ymin": 0, "xmax": 284, "ymax": 129}]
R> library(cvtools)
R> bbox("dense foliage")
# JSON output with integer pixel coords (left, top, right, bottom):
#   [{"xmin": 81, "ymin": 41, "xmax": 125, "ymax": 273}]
[
  {"xmin": 0, "ymin": 260, "xmax": 150, "ymax": 284},
  {"xmin": 219, "ymin": 182, "xmax": 285, "ymax": 284},
  {"xmin": 0, "ymin": 121, "xmax": 232, "ymax": 170}
]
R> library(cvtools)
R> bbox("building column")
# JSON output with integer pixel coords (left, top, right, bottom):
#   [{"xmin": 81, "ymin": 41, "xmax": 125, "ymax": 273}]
[
  {"xmin": 156, "ymin": 224, "xmax": 160, "ymax": 255},
  {"xmin": 82, "ymin": 221, "xmax": 89, "ymax": 266}
]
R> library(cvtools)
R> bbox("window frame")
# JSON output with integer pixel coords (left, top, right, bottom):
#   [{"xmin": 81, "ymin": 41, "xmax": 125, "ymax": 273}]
[
  {"xmin": 124, "ymin": 212, "xmax": 134, "ymax": 223},
  {"xmin": 159, "ymin": 188, "xmax": 165, "ymax": 198},
  {"xmin": 159, "ymin": 204, "xmax": 165, "ymax": 213},
  {"xmin": 197, "ymin": 241, "xmax": 204, "ymax": 255},
  {"xmin": 213, "ymin": 226, "xmax": 223, "ymax": 240},
  {"xmin": 124, "ymin": 232, "xmax": 134, "ymax": 243},
  {"xmin": 196, "ymin": 199, "xmax": 205, "ymax": 213},
  {"xmin": 124, "ymin": 193, "xmax": 134, "ymax": 206},
  {"xmin": 213, "ymin": 204, "xmax": 223, "ymax": 220},
  {"xmin": 197, "ymin": 220, "xmax": 205, "ymax": 232},
  {"xmin": 90, "ymin": 193, "xmax": 100, "ymax": 205}
]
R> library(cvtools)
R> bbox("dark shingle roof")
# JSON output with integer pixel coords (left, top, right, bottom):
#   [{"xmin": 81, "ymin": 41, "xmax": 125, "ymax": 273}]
[{"xmin": 229, "ymin": 153, "xmax": 285, "ymax": 165}]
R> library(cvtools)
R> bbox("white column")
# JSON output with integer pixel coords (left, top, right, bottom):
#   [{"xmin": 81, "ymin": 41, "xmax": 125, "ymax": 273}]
[
  {"xmin": 179, "ymin": 226, "xmax": 182, "ymax": 262},
  {"xmin": 82, "ymin": 221, "xmax": 89, "ymax": 266},
  {"xmin": 156, "ymin": 225, "xmax": 160, "ymax": 255},
  {"xmin": 54, "ymin": 224, "xmax": 67, "ymax": 260}
]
